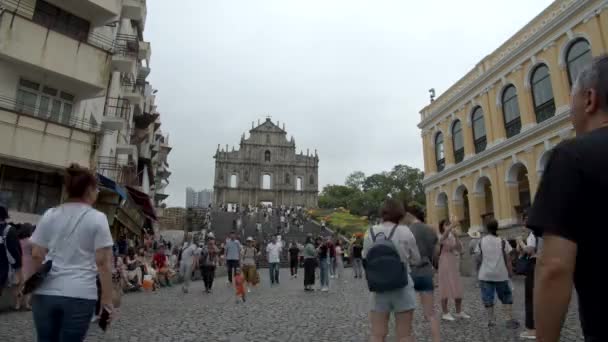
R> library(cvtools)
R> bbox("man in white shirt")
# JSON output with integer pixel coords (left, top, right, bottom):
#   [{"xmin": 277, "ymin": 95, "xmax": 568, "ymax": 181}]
[
  {"xmin": 180, "ymin": 241, "xmax": 199, "ymax": 293},
  {"xmin": 474, "ymin": 219, "xmax": 519, "ymax": 329},
  {"xmin": 266, "ymin": 235, "xmax": 283, "ymax": 286}
]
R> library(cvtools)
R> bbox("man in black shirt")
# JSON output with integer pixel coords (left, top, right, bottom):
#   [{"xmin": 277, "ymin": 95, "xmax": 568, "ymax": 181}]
[{"xmin": 528, "ymin": 55, "xmax": 608, "ymax": 342}]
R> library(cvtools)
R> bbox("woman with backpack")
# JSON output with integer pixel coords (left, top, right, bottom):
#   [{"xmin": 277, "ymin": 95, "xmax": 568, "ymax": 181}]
[
  {"xmin": 363, "ymin": 199, "xmax": 420, "ymax": 342},
  {"xmin": 437, "ymin": 218, "xmax": 469, "ymax": 321}
]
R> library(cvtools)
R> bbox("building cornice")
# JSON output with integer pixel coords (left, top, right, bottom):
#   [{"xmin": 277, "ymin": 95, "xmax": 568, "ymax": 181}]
[
  {"xmin": 422, "ymin": 106, "xmax": 571, "ymax": 188},
  {"xmin": 418, "ymin": 0, "xmax": 602, "ymax": 129}
]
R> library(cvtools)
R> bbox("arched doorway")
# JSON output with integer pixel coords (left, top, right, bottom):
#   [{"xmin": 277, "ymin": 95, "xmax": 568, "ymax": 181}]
[
  {"xmin": 262, "ymin": 174, "xmax": 272, "ymax": 190},
  {"xmin": 474, "ymin": 176, "xmax": 495, "ymax": 225},
  {"xmin": 436, "ymin": 192, "xmax": 449, "ymax": 222},
  {"xmin": 507, "ymin": 163, "xmax": 531, "ymax": 224},
  {"xmin": 229, "ymin": 174, "xmax": 238, "ymax": 188},
  {"xmin": 454, "ymin": 185, "xmax": 470, "ymax": 232}
]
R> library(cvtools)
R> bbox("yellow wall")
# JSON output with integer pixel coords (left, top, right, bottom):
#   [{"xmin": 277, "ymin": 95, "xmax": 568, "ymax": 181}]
[{"xmin": 419, "ymin": 0, "xmax": 605, "ymax": 229}]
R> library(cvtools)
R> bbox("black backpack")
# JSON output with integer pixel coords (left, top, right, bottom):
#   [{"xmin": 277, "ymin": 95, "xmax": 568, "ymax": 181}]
[{"xmin": 364, "ymin": 224, "xmax": 408, "ymax": 292}]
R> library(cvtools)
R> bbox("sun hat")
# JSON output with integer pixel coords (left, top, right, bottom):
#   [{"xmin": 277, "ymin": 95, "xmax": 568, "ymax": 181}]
[{"xmin": 468, "ymin": 230, "xmax": 481, "ymax": 239}]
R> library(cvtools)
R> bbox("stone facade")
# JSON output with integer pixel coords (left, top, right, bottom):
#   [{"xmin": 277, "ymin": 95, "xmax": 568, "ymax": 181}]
[
  {"xmin": 214, "ymin": 118, "xmax": 319, "ymax": 207},
  {"xmin": 418, "ymin": 0, "xmax": 607, "ymax": 231}
]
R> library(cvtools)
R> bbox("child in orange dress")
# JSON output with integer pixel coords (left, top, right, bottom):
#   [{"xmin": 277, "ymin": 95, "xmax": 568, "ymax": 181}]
[{"xmin": 234, "ymin": 268, "xmax": 246, "ymax": 303}]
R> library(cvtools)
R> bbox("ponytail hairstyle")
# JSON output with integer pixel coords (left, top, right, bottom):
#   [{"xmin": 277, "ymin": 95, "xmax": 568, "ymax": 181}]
[{"xmin": 65, "ymin": 163, "xmax": 97, "ymax": 199}]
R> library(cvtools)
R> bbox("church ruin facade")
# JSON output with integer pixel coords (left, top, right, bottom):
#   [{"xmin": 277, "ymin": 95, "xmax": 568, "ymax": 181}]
[{"xmin": 213, "ymin": 118, "xmax": 319, "ymax": 208}]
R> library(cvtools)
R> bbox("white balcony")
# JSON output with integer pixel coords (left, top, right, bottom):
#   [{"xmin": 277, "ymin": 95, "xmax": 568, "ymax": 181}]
[
  {"xmin": 0, "ymin": 107, "xmax": 96, "ymax": 169},
  {"xmin": 122, "ymin": 0, "xmax": 146, "ymax": 24},
  {"xmin": 122, "ymin": 87, "xmax": 144, "ymax": 108},
  {"xmin": 116, "ymin": 143, "xmax": 138, "ymax": 158},
  {"xmin": 0, "ymin": 12, "xmax": 111, "ymax": 96},
  {"xmin": 45, "ymin": 0, "xmax": 122, "ymax": 25},
  {"xmin": 139, "ymin": 41, "xmax": 151, "ymax": 61}
]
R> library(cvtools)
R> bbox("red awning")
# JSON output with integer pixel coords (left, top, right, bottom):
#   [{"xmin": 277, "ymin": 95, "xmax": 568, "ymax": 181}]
[{"xmin": 126, "ymin": 186, "xmax": 157, "ymax": 221}]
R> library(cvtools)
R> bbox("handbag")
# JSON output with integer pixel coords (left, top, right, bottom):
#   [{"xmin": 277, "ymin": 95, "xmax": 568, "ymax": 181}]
[{"xmin": 23, "ymin": 208, "xmax": 91, "ymax": 295}]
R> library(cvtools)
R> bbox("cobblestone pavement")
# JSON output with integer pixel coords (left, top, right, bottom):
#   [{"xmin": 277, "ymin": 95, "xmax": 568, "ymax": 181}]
[{"xmin": 0, "ymin": 269, "xmax": 584, "ymax": 342}]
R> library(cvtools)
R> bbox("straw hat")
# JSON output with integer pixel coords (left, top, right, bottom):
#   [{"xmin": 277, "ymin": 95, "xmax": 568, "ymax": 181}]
[{"xmin": 468, "ymin": 230, "xmax": 481, "ymax": 239}]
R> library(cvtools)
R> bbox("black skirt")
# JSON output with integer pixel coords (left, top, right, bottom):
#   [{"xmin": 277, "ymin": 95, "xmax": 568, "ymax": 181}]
[{"xmin": 304, "ymin": 258, "xmax": 316, "ymax": 286}]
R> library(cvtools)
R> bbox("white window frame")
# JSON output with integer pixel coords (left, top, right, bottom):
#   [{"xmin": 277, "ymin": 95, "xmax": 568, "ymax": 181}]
[{"xmin": 16, "ymin": 78, "xmax": 75, "ymax": 125}]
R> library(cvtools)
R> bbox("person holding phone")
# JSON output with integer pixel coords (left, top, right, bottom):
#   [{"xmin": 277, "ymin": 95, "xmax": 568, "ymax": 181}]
[
  {"xmin": 30, "ymin": 164, "xmax": 114, "ymax": 340},
  {"xmin": 437, "ymin": 216, "xmax": 469, "ymax": 321}
]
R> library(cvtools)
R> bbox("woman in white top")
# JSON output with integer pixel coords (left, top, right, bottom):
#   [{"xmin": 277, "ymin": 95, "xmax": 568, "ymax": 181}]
[
  {"xmin": 334, "ymin": 240, "xmax": 344, "ymax": 280},
  {"xmin": 31, "ymin": 164, "xmax": 114, "ymax": 340},
  {"xmin": 363, "ymin": 199, "xmax": 420, "ymax": 342}
]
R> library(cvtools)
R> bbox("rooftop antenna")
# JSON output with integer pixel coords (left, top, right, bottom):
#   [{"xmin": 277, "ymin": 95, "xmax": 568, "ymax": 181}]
[
  {"xmin": 429, "ymin": 88, "xmax": 436, "ymax": 103},
  {"xmin": 283, "ymin": 123, "xmax": 285, "ymax": 130},
  {"xmin": 252, "ymin": 121, "xmax": 254, "ymax": 129}
]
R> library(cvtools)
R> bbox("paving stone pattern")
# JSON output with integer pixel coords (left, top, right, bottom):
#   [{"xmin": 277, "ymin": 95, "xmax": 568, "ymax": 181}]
[{"xmin": 0, "ymin": 271, "xmax": 583, "ymax": 342}]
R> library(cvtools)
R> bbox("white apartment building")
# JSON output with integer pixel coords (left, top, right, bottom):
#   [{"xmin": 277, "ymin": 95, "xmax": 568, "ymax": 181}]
[{"xmin": 0, "ymin": 0, "xmax": 172, "ymax": 236}]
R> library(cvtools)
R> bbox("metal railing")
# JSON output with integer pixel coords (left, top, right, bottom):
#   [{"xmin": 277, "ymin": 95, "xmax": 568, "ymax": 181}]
[
  {"xmin": 0, "ymin": 0, "xmax": 114, "ymax": 52},
  {"xmin": 535, "ymin": 100, "xmax": 556, "ymax": 124},
  {"xmin": 113, "ymin": 34, "xmax": 139, "ymax": 57},
  {"xmin": 97, "ymin": 156, "xmax": 139, "ymax": 186},
  {"xmin": 474, "ymin": 136, "xmax": 487, "ymax": 154},
  {"xmin": 505, "ymin": 117, "xmax": 522, "ymax": 138},
  {"xmin": 0, "ymin": 94, "xmax": 101, "ymax": 133},
  {"xmin": 104, "ymin": 97, "xmax": 131, "ymax": 120}
]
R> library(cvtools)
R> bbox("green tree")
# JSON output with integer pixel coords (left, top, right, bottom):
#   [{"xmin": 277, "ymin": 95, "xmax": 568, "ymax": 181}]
[
  {"xmin": 345, "ymin": 171, "xmax": 366, "ymax": 190},
  {"xmin": 318, "ymin": 185, "xmax": 360, "ymax": 209}
]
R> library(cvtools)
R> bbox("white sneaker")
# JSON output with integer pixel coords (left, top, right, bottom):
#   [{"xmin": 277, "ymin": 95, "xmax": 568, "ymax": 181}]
[
  {"xmin": 519, "ymin": 331, "xmax": 537, "ymax": 340},
  {"xmin": 454, "ymin": 312, "xmax": 471, "ymax": 319},
  {"xmin": 247, "ymin": 288, "xmax": 251, "ymax": 293},
  {"xmin": 442, "ymin": 313, "xmax": 456, "ymax": 321},
  {"xmin": 321, "ymin": 287, "xmax": 329, "ymax": 292}
]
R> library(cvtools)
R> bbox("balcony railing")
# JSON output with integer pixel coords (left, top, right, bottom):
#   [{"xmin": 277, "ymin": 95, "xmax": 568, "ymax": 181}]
[
  {"xmin": 104, "ymin": 97, "xmax": 131, "ymax": 120},
  {"xmin": 0, "ymin": 94, "xmax": 101, "ymax": 132},
  {"xmin": 505, "ymin": 117, "xmax": 522, "ymax": 139},
  {"xmin": 0, "ymin": 0, "xmax": 114, "ymax": 52},
  {"xmin": 97, "ymin": 156, "xmax": 139, "ymax": 186},
  {"xmin": 535, "ymin": 100, "xmax": 556, "ymax": 124},
  {"xmin": 114, "ymin": 34, "xmax": 139, "ymax": 57},
  {"xmin": 454, "ymin": 148, "xmax": 464, "ymax": 164},
  {"xmin": 436, "ymin": 158, "xmax": 445, "ymax": 172},
  {"xmin": 474, "ymin": 136, "xmax": 487, "ymax": 154}
]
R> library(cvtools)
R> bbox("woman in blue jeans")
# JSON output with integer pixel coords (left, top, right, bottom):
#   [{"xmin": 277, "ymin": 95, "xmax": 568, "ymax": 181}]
[
  {"xmin": 317, "ymin": 237, "xmax": 332, "ymax": 291},
  {"xmin": 30, "ymin": 164, "xmax": 115, "ymax": 341}
]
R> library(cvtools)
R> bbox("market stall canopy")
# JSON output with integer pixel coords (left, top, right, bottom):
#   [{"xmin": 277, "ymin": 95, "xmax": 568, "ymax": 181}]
[
  {"xmin": 97, "ymin": 173, "xmax": 128, "ymax": 199},
  {"xmin": 126, "ymin": 186, "xmax": 157, "ymax": 221}
]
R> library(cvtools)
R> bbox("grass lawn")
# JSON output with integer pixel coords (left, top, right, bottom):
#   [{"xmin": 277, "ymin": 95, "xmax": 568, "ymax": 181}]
[{"xmin": 309, "ymin": 208, "xmax": 369, "ymax": 235}]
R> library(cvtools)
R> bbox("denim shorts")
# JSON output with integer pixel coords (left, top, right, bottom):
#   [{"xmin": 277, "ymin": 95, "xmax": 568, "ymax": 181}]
[
  {"xmin": 412, "ymin": 275, "xmax": 434, "ymax": 293},
  {"xmin": 370, "ymin": 280, "xmax": 416, "ymax": 313},
  {"xmin": 479, "ymin": 280, "xmax": 513, "ymax": 307}
]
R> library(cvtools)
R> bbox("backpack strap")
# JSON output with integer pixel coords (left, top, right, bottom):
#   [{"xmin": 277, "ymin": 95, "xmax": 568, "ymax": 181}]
[
  {"xmin": 369, "ymin": 226, "xmax": 377, "ymax": 243},
  {"xmin": 387, "ymin": 224, "xmax": 399, "ymax": 240}
]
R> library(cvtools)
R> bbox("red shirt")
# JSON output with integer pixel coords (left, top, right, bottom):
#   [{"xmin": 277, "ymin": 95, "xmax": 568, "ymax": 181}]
[{"xmin": 153, "ymin": 252, "xmax": 166, "ymax": 269}]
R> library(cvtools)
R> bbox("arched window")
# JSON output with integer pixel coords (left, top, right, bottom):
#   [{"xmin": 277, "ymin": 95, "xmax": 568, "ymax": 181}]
[
  {"xmin": 229, "ymin": 174, "xmax": 237, "ymax": 188},
  {"xmin": 531, "ymin": 64, "xmax": 556, "ymax": 123},
  {"xmin": 285, "ymin": 173, "xmax": 290, "ymax": 184},
  {"xmin": 264, "ymin": 150, "xmax": 271, "ymax": 162},
  {"xmin": 451, "ymin": 120, "xmax": 464, "ymax": 164},
  {"xmin": 502, "ymin": 85, "xmax": 522, "ymax": 138},
  {"xmin": 266, "ymin": 134, "xmax": 271, "ymax": 144},
  {"xmin": 471, "ymin": 107, "xmax": 487, "ymax": 153},
  {"xmin": 435, "ymin": 132, "xmax": 445, "ymax": 172},
  {"xmin": 296, "ymin": 177, "xmax": 303, "ymax": 191},
  {"xmin": 566, "ymin": 39, "xmax": 592, "ymax": 86},
  {"xmin": 309, "ymin": 175, "xmax": 314, "ymax": 185}
]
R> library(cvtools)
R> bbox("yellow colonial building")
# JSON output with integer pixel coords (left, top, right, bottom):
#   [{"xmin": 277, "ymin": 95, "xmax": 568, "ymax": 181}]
[{"xmin": 419, "ymin": 0, "xmax": 608, "ymax": 233}]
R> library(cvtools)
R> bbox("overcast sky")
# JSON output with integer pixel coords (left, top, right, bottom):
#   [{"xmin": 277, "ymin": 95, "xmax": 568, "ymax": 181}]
[{"xmin": 145, "ymin": 0, "xmax": 553, "ymax": 207}]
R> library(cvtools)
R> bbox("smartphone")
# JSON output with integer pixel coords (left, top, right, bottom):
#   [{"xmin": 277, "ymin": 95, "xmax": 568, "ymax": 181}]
[{"xmin": 98, "ymin": 307, "xmax": 111, "ymax": 331}]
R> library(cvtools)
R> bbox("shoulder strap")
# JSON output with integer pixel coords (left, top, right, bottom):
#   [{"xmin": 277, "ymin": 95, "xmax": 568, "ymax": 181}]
[
  {"xmin": 48, "ymin": 208, "xmax": 92, "ymax": 259},
  {"xmin": 369, "ymin": 227, "xmax": 376, "ymax": 243},
  {"xmin": 388, "ymin": 224, "xmax": 399, "ymax": 240}
]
